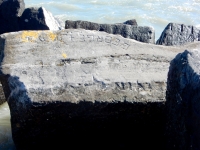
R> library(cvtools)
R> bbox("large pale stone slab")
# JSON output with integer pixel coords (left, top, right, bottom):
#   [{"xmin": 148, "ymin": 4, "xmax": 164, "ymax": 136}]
[
  {"xmin": 1, "ymin": 29, "xmax": 200, "ymax": 149},
  {"xmin": 0, "ymin": 29, "xmax": 174, "ymax": 104}
]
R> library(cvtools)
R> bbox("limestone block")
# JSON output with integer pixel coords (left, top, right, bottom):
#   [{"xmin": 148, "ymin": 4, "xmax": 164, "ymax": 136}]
[{"xmin": 1, "ymin": 29, "xmax": 200, "ymax": 149}]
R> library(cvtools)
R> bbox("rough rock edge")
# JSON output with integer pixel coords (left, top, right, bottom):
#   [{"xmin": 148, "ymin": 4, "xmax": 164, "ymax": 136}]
[
  {"xmin": 156, "ymin": 23, "xmax": 200, "ymax": 46},
  {"xmin": 166, "ymin": 49, "xmax": 200, "ymax": 149}
]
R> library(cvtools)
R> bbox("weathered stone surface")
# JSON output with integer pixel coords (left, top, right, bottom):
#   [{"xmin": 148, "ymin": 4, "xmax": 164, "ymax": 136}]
[
  {"xmin": 65, "ymin": 20, "xmax": 155, "ymax": 44},
  {"xmin": 0, "ymin": 29, "xmax": 175, "ymax": 103},
  {"xmin": 1, "ymin": 29, "xmax": 200, "ymax": 149},
  {"xmin": 156, "ymin": 23, "xmax": 200, "ymax": 46},
  {"xmin": 19, "ymin": 7, "xmax": 62, "ymax": 30},
  {"xmin": 166, "ymin": 48, "xmax": 200, "ymax": 150},
  {"xmin": 0, "ymin": 0, "xmax": 25, "ymax": 34}
]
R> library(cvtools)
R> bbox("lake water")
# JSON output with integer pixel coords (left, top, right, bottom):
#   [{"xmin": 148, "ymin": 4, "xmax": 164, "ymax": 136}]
[
  {"xmin": 25, "ymin": 0, "xmax": 200, "ymax": 41},
  {"xmin": 0, "ymin": 0, "xmax": 200, "ymax": 149},
  {"xmin": 0, "ymin": 103, "xmax": 15, "ymax": 150}
]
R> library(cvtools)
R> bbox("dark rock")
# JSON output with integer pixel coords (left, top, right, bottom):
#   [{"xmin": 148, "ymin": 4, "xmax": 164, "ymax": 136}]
[
  {"xmin": 166, "ymin": 49, "xmax": 200, "ymax": 149},
  {"xmin": 19, "ymin": 7, "xmax": 62, "ymax": 30},
  {"xmin": 0, "ymin": 0, "xmax": 25, "ymax": 34},
  {"xmin": 0, "ymin": 0, "xmax": 25, "ymax": 19},
  {"xmin": 0, "ymin": 0, "xmax": 62, "ymax": 34},
  {"xmin": 156, "ymin": 23, "xmax": 200, "ymax": 46},
  {"xmin": 123, "ymin": 19, "xmax": 137, "ymax": 26},
  {"xmin": 65, "ymin": 20, "xmax": 155, "ymax": 44}
]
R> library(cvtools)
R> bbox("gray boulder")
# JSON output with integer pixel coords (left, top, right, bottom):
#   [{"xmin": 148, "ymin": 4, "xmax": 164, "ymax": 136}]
[
  {"xmin": 65, "ymin": 20, "xmax": 155, "ymax": 44},
  {"xmin": 0, "ymin": 0, "xmax": 25, "ymax": 34},
  {"xmin": 1, "ymin": 29, "xmax": 200, "ymax": 149},
  {"xmin": 19, "ymin": 7, "xmax": 62, "ymax": 30},
  {"xmin": 166, "ymin": 48, "xmax": 200, "ymax": 149},
  {"xmin": 156, "ymin": 23, "xmax": 200, "ymax": 46}
]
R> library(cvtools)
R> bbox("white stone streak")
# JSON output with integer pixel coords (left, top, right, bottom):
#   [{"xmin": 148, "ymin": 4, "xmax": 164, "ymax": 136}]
[{"xmin": 42, "ymin": 7, "xmax": 61, "ymax": 30}]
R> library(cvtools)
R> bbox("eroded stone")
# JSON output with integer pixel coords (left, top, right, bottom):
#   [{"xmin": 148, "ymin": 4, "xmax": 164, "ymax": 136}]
[{"xmin": 1, "ymin": 29, "xmax": 200, "ymax": 149}]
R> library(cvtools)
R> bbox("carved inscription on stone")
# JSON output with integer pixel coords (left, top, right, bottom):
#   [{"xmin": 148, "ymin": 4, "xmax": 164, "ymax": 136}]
[
  {"xmin": 20, "ymin": 31, "xmax": 130, "ymax": 50},
  {"xmin": 56, "ymin": 32, "xmax": 130, "ymax": 50}
]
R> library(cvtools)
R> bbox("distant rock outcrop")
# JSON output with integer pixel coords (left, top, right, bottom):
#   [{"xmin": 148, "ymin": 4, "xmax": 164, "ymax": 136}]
[
  {"xmin": 156, "ymin": 23, "xmax": 200, "ymax": 46},
  {"xmin": 166, "ymin": 48, "xmax": 200, "ymax": 150},
  {"xmin": 65, "ymin": 20, "xmax": 155, "ymax": 44},
  {"xmin": 0, "ymin": 0, "xmax": 25, "ymax": 34},
  {"xmin": 123, "ymin": 19, "xmax": 138, "ymax": 26},
  {"xmin": 19, "ymin": 7, "xmax": 63, "ymax": 30}
]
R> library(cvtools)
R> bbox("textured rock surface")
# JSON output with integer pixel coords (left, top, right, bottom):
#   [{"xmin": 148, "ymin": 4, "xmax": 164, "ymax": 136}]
[
  {"xmin": 1, "ymin": 29, "xmax": 200, "ymax": 149},
  {"xmin": 156, "ymin": 23, "xmax": 200, "ymax": 46},
  {"xmin": 0, "ymin": 0, "xmax": 25, "ymax": 34},
  {"xmin": 65, "ymin": 20, "xmax": 155, "ymax": 44},
  {"xmin": 19, "ymin": 7, "xmax": 62, "ymax": 30},
  {"xmin": 166, "ymin": 48, "xmax": 200, "ymax": 150},
  {"xmin": 123, "ymin": 19, "xmax": 138, "ymax": 26}
]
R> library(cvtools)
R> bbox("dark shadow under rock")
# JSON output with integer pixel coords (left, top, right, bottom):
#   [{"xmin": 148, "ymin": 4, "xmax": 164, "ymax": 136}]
[
  {"xmin": 11, "ymin": 101, "xmax": 166, "ymax": 150},
  {"xmin": 0, "ymin": 0, "xmax": 25, "ymax": 34}
]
